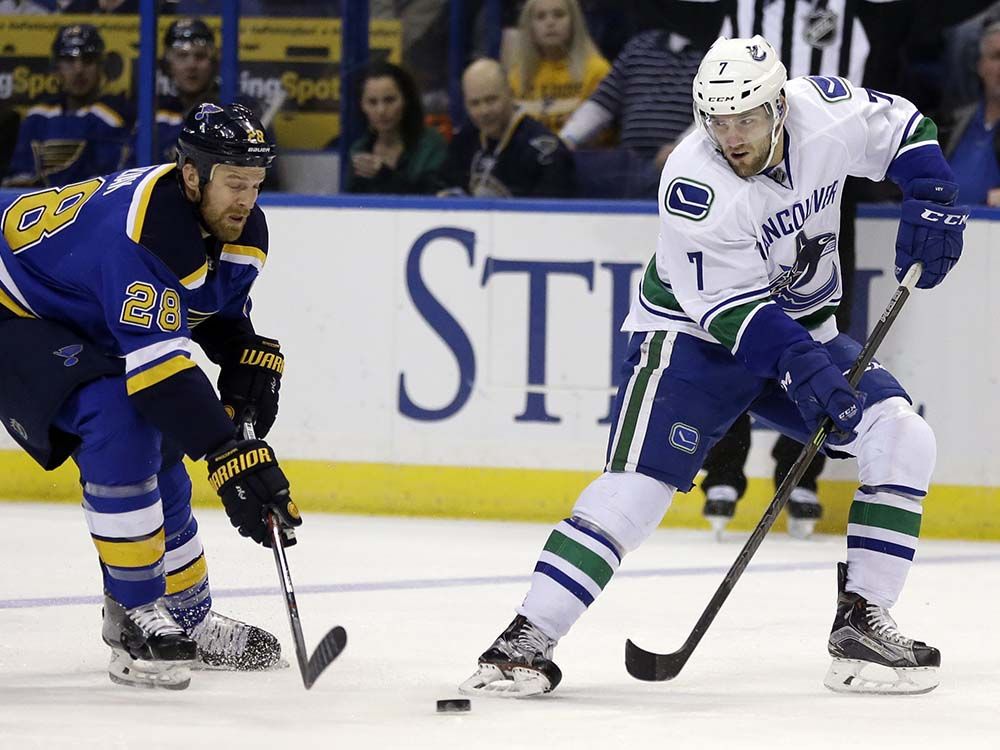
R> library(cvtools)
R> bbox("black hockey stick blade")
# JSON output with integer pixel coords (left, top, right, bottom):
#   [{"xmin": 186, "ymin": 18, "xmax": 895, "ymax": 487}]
[
  {"xmin": 624, "ymin": 263, "xmax": 923, "ymax": 683},
  {"xmin": 304, "ymin": 626, "xmax": 348, "ymax": 689},
  {"xmin": 625, "ymin": 638, "xmax": 685, "ymax": 681}
]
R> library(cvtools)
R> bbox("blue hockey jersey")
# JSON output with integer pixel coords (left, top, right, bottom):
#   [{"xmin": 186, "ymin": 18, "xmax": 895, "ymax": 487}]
[
  {"xmin": 0, "ymin": 163, "xmax": 267, "ymax": 458},
  {"xmin": 4, "ymin": 94, "xmax": 134, "ymax": 188}
]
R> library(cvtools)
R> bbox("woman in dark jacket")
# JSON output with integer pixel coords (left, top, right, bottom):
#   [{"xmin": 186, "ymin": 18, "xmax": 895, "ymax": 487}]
[{"xmin": 345, "ymin": 61, "xmax": 447, "ymax": 195}]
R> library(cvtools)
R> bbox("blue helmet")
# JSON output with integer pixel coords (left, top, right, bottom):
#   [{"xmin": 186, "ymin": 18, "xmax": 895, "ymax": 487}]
[
  {"xmin": 52, "ymin": 24, "xmax": 105, "ymax": 60},
  {"xmin": 176, "ymin": 102, "xmax": 276, "ymax": 182}
]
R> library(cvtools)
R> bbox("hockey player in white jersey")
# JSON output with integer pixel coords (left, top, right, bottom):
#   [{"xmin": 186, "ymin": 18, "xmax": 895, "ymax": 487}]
[{"xmin": 460, "ymin": 35, "xmax": 967, "ymax": 697}]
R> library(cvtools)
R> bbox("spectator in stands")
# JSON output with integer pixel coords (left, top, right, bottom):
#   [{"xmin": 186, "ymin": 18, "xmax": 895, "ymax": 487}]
[
  {"xmin": 345, "ymin": 61, "xmax": 447, "ymax": 195},
  {"xmin": 3, "ymin": 24, "xmax": 132, "ymax": 187},
  {"xmin": 558, "ymin": 27, "xmax": 704, "ymax": 198},
  {"xmin": 942, "ymin": 19, "xmax": 1000, "ymax": 205},
  {"xmin": 127, "ymin": 18, "xmax": 268, "ymax": 172},
  {"xmin": 506, "ymin": 0, "xmax": 611, "ymax": 136},
  {"xmin": 559, "ymin": 27, "xmax": 702, "ymax": 164},
  {"xmin": 151, "ymin": 18, "xmax": 218, "ymax": 163},
  {"xmin": 437, "ymin": 58, "xmax": 574, "ymax": 198}
]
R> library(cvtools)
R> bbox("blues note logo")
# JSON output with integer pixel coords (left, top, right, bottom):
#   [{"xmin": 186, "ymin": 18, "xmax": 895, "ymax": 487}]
[
  {"xmin": 194, "ymin": 103, "xmax": 225, "ymax": 120},
  {"xmin": 54, "ymin": 344, "xmax": 82, "ymax": 367}
]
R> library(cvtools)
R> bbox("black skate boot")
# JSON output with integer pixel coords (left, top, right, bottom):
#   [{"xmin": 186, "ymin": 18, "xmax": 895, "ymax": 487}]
[
  {"xmin": 102, "ymin": 595, "xmax": 197, "ymax": 690},
  {"xmin": 186, "ymin": 611, "xmax": 285, "ymax": 671},
  {"xmin": 702, "ymin": 485, "xmax": 738, "ymax": 539},
  {"xmin": 459, "ymin": 615, "xmax": 563, "ymax": 698},
  {"xmin": 786, "ymin": 487, "xmax": 822, "ymax": 539},
  {"xmin": 823, "ymin": 563, "xmax": 940, "ymax": 694}
]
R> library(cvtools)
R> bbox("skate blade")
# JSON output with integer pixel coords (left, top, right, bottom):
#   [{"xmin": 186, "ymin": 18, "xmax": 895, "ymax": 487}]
[
  {"xmin": 458, "ymin": 663, "xmax": 550, "ymax": 698},
  {"xmin": 823, "ymin": 658, "xmax": 939, "ymax": 695},
  {"xmin": 192, "ymin": 655, "xmax": 290, "ymax": 672},
  {"xmin": 787, "ymin": 517, "xmax": 817, "ymax": 540},
  {"xmin": 108, "ymin": 650, "xmax": 193, "ymax": 690}
]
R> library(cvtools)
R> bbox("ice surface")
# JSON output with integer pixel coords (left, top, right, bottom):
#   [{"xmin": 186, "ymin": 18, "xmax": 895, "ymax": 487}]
[{"xmin": 1, "ymin": 502, "xmax": 998, "ymax": 749}]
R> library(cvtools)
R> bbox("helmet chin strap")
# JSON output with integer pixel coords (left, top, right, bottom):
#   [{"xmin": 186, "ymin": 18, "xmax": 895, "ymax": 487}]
[{"xmin": 754, "ymin": 97, "xmax": 787, "ymax": 176}]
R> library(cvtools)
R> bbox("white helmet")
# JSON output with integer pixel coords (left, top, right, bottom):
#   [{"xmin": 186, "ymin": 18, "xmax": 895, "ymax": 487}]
[{"xmin": 692, "ymin": 35, "xmax": 788, "ymax": 172}]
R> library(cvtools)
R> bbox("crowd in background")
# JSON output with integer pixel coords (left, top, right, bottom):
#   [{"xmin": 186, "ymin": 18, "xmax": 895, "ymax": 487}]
[{"xmin": 2, "ymin": 0, "xmax": 1000, "ymax": 204}]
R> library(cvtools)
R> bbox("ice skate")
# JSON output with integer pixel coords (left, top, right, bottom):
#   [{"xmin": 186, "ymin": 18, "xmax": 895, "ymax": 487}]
[
  {"xmin": 459, "ymin": 615, "xmax": 562, "ymax": 698},
  {"xmin": 702, "ymin": 485, "xmax": 738, "ymax": 539},
  {"xmin": 102, "ymin": 595, "xmax": 197, "ymax": 690},
  {"xmin": 823, "ymin": 563, "xmax": 940, "ymax": 695},
  {"xmin": 187, "ymin": 610, "xmax": 286, "ymax": 671},
  {"xmin": 786, "ymin": 487, "xmax": 822, "ymax": 539}
]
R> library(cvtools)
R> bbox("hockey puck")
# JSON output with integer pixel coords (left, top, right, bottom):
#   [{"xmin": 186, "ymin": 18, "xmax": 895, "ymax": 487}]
[{"xmin": 436, "ymin": 698, "xmax": 471, "ymax": 713}]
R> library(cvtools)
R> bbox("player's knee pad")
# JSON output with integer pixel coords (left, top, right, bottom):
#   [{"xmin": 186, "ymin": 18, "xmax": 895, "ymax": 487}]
[
  {"xmin": 854, "ymin": 396, "xmax": 936, "ymax": 494},
  {"xmin": 571, "ymin": 471, "xmax": 675, "ymax": 553}
]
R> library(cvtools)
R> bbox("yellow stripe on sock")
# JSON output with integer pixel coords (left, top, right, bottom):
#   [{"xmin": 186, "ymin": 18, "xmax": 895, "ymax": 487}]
[
  {"xmin": 166, "ymin": 554, "xmax": 208, "ymax": 595},
  {"xmin": 93, "ymin": 530, "xmax": 165, "ymax": 568}
]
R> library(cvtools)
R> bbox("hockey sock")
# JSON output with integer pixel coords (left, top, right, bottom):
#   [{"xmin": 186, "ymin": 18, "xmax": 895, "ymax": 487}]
[
  {"xmin": 159, "ymin": 461, "xmax": 212, "ymax": 629},
  {"xmin": 846, "ymin": 485, "xmax": 923, "ymax": 608},
  {"xmin": 845, "ymin": 397, "xmax": 934, "ymax": 608},
  {"xmin": 82, "ymin": 476, "xmax": 166, "ymax": 608},
  {"xmin": 518, "ymin": 518, "xmax": 622, "ymax": 640}
]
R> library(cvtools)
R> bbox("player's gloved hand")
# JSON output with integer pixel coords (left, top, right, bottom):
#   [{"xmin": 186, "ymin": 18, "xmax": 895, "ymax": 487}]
[
  {"xmin": 895, "ymin": 178, "xmax": 968, "ymax": 289},
  {"xmin": 206, "ymin": 439, "xmax": 302, "ymax": 547},
  {"xmin": 777, "ymin": 341, "xmax": 865, "ymax": 445},
  {"xmin": 218, "ymin": 335, "xmax": 283, "ymax": 438}
]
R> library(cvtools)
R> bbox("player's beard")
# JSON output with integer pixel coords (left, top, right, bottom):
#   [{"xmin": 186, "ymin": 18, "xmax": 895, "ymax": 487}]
[
  {"xmin": 725, "ymin": 140, "xmax": 771, "ymax": 177},
  {"xmin": 202, "ymin": 202, "xmax": 248, "ymax": 242}
]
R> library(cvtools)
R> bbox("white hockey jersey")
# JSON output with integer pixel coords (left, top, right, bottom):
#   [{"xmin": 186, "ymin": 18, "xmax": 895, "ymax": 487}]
[{"xmin": 624, "ymin": 75, "xmax": 938, "ymax": 355}]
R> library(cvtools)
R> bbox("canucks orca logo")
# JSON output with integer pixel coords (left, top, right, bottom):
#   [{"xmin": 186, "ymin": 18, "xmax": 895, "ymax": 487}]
[
  {"xmin": 54, "ymin": 344, "xmax": 83, "ymax": 367},
  {"xmin": 665, "ymin": 178, "xmax": 714, "ymax": 221},
  {"xmin": 194, "ymin": 103, "xmax": 225, "ymax": 120},
  {"xmin": 747, "ymin": 44, "xmax": 767, "ymax": 62},
  {"xmin": 770, "ymin": 230, "xmax": 840, "ymax": 312}
]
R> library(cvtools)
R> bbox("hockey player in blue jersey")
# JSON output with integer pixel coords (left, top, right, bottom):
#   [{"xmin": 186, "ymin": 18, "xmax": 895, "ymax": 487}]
[
  {"xmin": 460, "ymin": 36, "xmax": 968, "ymax": 697},
  {"xmin": 0, "ymin": 102, "xmax": 299, "ymax": 689},
  {"xmin": 3, "ymin": 24, "xmax": 133, "ymax": 188}
]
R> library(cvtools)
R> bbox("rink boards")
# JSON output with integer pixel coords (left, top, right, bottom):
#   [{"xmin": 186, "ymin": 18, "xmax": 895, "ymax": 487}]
[{"xmin": 1, "ymin": 196, "xmax": 997, "ymax": 538}]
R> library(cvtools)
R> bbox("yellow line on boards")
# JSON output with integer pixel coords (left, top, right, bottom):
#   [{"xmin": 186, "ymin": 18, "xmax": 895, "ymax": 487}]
[{"xmin": 0, "ymin": 450, "xmax": 997, "ymax": 540}]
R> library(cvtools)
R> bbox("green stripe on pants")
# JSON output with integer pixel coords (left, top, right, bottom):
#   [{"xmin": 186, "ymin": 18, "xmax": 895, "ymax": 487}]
[{"xmin": 610, "ymin": 331, "xmax": 666, "ymax": 472}]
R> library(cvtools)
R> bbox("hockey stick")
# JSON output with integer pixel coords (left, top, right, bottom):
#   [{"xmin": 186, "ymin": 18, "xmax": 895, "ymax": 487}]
[
  {"xmin": 243, "ymin": 417, "xmax": 347, "ymax": 689},
  {"xmin": 625, "ymin": 262, "xmax": 923, "ymax": 682}
]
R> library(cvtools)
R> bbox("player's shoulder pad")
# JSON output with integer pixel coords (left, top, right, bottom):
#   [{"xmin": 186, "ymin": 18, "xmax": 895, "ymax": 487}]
[
  {"xmin": 24, "ymin": 95, "xmax": 64, "ymax": 118},
  {"xmin": 131, "ymin": 166, "xmax": 210, "ymax": 290},
  {"xmin": 659, "ymin": 136, "xmax": 731, "ymax": 224},
  {"xmin": 663, "ymin": 176, "xmax": 716, "ymax": 221},
  {"xmin": 91, "ymin": 94, "xmax": 134, "ymax": 129},
  {"xmin": 791, "ymin": 75, "xmax": 854, "ymax": 105}
]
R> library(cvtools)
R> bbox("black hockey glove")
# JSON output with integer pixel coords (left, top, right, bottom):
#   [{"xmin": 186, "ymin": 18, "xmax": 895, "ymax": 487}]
[
  {"xmin": 218, "ymin": 335, "xmax": 284, "ymax": 438},
  {"xmin": 206, "ymin": 439, "xmax": 302, "ymax": 547}
]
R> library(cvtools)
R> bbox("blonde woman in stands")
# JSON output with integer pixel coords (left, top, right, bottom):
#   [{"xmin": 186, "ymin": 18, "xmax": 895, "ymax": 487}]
[{"xmin": 507, "ymin": 0, "xmax": 610, "ymax": 136}]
